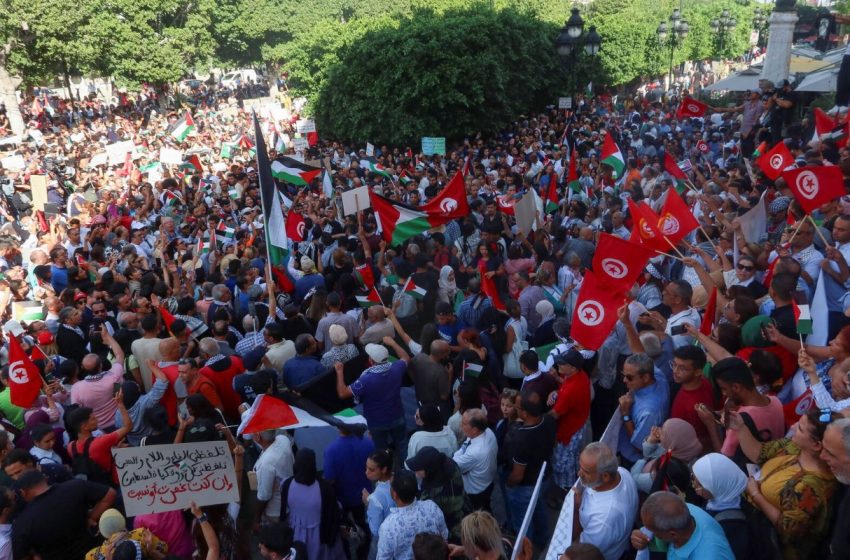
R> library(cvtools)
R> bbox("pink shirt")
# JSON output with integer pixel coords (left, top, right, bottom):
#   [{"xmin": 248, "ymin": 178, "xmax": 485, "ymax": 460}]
[
  {"xmin": 134, "ymin": 511, "xmax": 194, "ymax": 559},
  {"xmin": 721, "ymin": 396, "xmax": 786, "ymax": 457},
  {"xmin": 70, "ymin": 363, "xmax": 124, "ymax": 429}
]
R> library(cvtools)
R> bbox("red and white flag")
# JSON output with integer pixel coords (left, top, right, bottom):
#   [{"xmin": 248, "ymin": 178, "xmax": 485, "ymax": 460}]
[
  {"xmin": 591, "ymin": 234, "xmax": 654, "ymax": 293},
  {"xmin": 570, "ymin": 269, "xmax": 627, "ymax": 351},
  {"xmin": 627, "ymin": 199, "xmax": 668, "ymax": 252},
  {"xmin": 756, "ymin": 141, "xmax": 794, "ymax": 181},
  {"xmin": 7, "ymin": 334, "xmax": 42, "ymax": 408},
  {"xmin": 285, "ymin": 211, "xmax": 306, "ymax": 242},
  {"xmin": 236, "ymin": 394, "xmax": 298, "ymax": 436},
  {"xmin": 657, "ymin": 188, "xmax": 700, "ymax": 245},
  {"xmin": 782, "ymin": 165, "xmax": 845, "ymax": 214},
  {"xmin": 421, "ymin": 171, "xmax": 469, "ymax": 219},
  {"xmin": 676, "ymin": 96, "xmax": 708, "ymax": 119}
]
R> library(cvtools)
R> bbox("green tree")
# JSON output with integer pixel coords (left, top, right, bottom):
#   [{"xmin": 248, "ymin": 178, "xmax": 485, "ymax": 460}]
[{"xmin": 313, "ymin": 7, "xmax": 565, "ymax": 145}]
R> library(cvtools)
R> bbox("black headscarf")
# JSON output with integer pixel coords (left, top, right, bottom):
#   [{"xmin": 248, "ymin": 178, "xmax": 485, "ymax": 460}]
[
  {"xmin": 294, "ymin": 448, "xmax": 318, "ymax": 485},
  {"xmin": 418, "ymin": 404, "xmax": 444, "ymax": 433},
  {"xmin": 122, "ymin": 380, "xmax": 141, "ymax": 409}
]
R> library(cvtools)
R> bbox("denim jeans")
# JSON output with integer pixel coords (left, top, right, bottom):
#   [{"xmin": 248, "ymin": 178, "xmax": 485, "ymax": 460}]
[
  {"xmin": 505, "ymin": 483, "xmax": 549, "ymax": 550},
  {"xmin": 369, "ymin": 418, "xmax": 408, "ymax": 465}
]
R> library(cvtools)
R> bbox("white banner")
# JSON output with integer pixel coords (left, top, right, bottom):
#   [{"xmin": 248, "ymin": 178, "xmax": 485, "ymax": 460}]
[
  {"xmin": 113, "ymin": 441, "xmax": 240, "ymax": 517},
  {"xmin": 159, "ymin": 147, "xmax": 184, "ymax": 166},
  {"xmin": 296, "ymin": 119, "xmax": 316, "ymax": 133},
  {"xmin": 105, "ymin": 140, "xmax": 138, "ymax": 166}
]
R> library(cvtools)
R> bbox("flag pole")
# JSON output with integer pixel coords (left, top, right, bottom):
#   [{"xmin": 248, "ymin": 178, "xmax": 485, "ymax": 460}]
[
  {"xmin": 654, "ymin": 249, "xmax": 685, "ymax": 262},
  {"xmin": 787, "ymin": 217, "xmax": 806, "ymax": 246},
  {"xmin": 807, "ymin": 214, "xmax": 830, "ymax": 247},
  {"xmin": 663, "ymin": 237, "xmax": 687, "ymax": 260}
]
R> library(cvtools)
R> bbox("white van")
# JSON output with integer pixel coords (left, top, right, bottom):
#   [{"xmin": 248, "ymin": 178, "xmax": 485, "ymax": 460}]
[{"xmin": 220, "ymin": 69, "xmax": 264, "ymax": 88}]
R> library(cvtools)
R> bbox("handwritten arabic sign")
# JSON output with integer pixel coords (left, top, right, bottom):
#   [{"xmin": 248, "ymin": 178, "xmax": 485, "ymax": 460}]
[{"xmin": 113, "ymin": 441, "xmax": 239, "ymax": 516}]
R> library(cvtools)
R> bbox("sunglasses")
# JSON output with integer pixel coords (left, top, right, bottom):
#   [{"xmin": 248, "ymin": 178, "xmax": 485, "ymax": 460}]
[{"xmin": 736, "ymin": 264, "xmax": 754, "ymax": 271}]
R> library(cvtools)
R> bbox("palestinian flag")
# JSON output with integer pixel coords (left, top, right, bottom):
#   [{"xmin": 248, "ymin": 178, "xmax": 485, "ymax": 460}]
[
  {"xmin": 356, "ymin": 286, "xmax": 383, "ymax": 308},
  {"xmin": 196, "ymin": 234, "xmax": 212, "ymax": 256},
  {"xmin": 402, "ymin": 277, "xmax": 427, "ymax": 300},
  {"xmin": 354, "ymin": 263, "xmax": 375, "ymax": 290},
  {"xmin": 216, "ymin": 220, "xmax": 235, "ymax": 239},
  {"xmin": 228, "ymin": 185, "xmax": 240, "ymax": 200},
  {"xmin": 254, "ymin": 113, "xmax": 289, "ymax": 267},
  {"xmin": 272, "ymin": 128, "xmax": 286, "ymax": 152},
  {"xmin": 360, "ymin": 157, "xmax": 392, "ymax": 180},
  {"xmin": 752, "ymin": 141, "xmax": 768, "ymax": 159},
  {"xmin": 601, "ymin": 133, "xmax": 625, "ymax": 179},
  {"xmin": 544, "ymin": 179, "xmax": 559, "ymax": 214},
  {"xmin": 160, "ymin": 305, "xmax": 177, "ymax": 333},
  {"xmin": 163, "ymin": 190, "xmax": 183, "ymax": 208},
  {"xmin": 237, "ymin": 134, "xmax": 254, "ymax": 150},
  {"xmin": 398, "ymin": 170, "xmax": 413, "ymax": 186},
  {"xmin": 220, "ymin": 143, "xmax": 235, "ymax": 159},
  {"xmin": 270, "ymin": 259, "xmax": 295, "ymax": 294},
  {"xmin": 370, "ymin": 191, "xmax": 455, "ymax": 246},
  {"xmin": 663, "ymin": 153, "xmax": 688, "ymax": 193},
  {"xmin": 171, "ymin": 112, "xmax": 195, "ymax": 142},
  {"xmin": 236, "ymin": 394, "xmax": 298, "ymax": 436},
  {"xmin": 792, "ymin": 299, "xmax": 813, "ymax": 335},
  {"xmin": 185, "ymin": 154, "xmax": 203, "ymax": 173},
  {"xmin": 271, "ymin": 156, "xmax": 322, "ymax": 186},
  {"xmin": 462, "ymin": 361, "xmax": 483, "ymax": 381}
]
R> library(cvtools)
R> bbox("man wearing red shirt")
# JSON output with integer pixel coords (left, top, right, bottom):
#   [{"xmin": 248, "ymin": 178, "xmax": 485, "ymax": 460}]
[
  {"xmin": 178, "ymin": 358, "xmax": 224, "ymax": 412},
  {"xmin": 153, "ymin": 338, "xmax": 185, "ymax": 426},
  {"xmin": 67, "ymin": 394, "xmax": 133, "ymax": 484},
  {"xmin": 548, "ymin": 349, "xmax": 591, "ymax": 491},
  {"xmin": 669, "ymin": 346, "xmax": 716, "ymax": 450},
  {"xmin": 197, "ymin": 338, "xmax": 245, "ymax": 422}
]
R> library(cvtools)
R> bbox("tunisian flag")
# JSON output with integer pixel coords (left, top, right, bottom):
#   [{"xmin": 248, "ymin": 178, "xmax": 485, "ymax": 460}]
[
  {"xmin": 658, "ymin": 188, "xmax": 700, "ymax": 245},
  {"xmin": 285, "ymin": 211, "xmax": 306, "ymax": 242},
  {"xmin": 421, "ymin": 171, "xmax": 469, "ymax": 219},
  {"xmin": 628, "ymin": 199, "xmax": 668, "ymax": 252},
  {"xmin": 676, "ymin": 96, "xmax": 709, "ymax": 119},
  {"xmin": 7, "ymin": 334, "xmax": 42, "ymax": 408},
  {"xmin": 756, "ymin": 141, "xmax": 794, "ymax": 181},
  {"xmin": 782, "ymin": 165, "xmax": 845, "ymax": 214},
  {"xmin": 570, "ymin": 269, "xmax": 627, "ymax": 351},
  {"xmin": 592, "ymin": 234, "xmax": 655, "ymax": 293}
]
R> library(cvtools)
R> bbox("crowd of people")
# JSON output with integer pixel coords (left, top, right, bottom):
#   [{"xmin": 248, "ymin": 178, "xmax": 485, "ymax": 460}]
[{"xmin": 0, "ymin": 67, "xmax": 848, "ymax": 560}]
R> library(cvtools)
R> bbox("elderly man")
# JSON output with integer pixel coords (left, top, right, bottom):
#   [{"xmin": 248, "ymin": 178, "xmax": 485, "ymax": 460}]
[
  {"xmin": 631, "ymin": 491, "xmax": 734, "ymax": 560},
  {"xmin": 576, "ymin": 442, "xmax": 638, "ymax": 560},
  {"xmin": 360, "ymin": 306, "xmax": 394, "ymax": 345},
  {"xmin": 206, "ymin": 284, "xmax": 233, "ymax": 325},
  {"xmin": 112, "ymin": 311, "xmax": 141, "ymax": 355},
  {"xmin": 70, "ymin": 328, "xmax": 126, "ymax": 430},
  {"xmin": 56, "ymin": 305, "xmax": 88, "ymax": 364},
  {"xmin": 315, "ymin": 292, "xmax": 358, "ymax": 351},
  {"xmin": 283, "ymin": 334, "xmax": 328, "ymax": 390},
  {"xmin": 820, "ymin": 418, "xmax": 850, "ymax": 559},
  {"xmin": 198, "ymin": 337, "xmax": 244, "ymax": 422},
  {"xmin": 452, "ymin": 408, "xmax": 497, "ymax": 511},
  {"xmin": 661, "ymin": 280, "xmax": 701, "ymax": 348},
  {"xmin": 617, "ymin": 353, "xmax": 669, "ymax": 467},
  {"xmin": 253, "ymin": 429, "xmax": 294, "ymax": 529}
]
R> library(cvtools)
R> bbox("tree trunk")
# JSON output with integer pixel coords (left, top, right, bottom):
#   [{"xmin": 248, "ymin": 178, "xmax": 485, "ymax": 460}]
[
  {"xmin": 62, "ymin": 59, "xmax": 73, "ymax": 100},
  {"xmin": 0, "ymin": 61, "xmax": 24, "ymax": 136}
]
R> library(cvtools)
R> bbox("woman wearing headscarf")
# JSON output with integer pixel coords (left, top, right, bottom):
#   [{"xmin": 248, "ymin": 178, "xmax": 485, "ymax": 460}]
[
  {"xmin": 691, "ymin": 453, "xmax": 751, "ymax": 559},
  {"xmin": 529, "ymin": 300, "xmax": 556, "ymax": 347},
  {"xmin": 630, "ymin": 418, "xmax": 703, "ymax": 494},
  {"xmin": 407, "ymin": 403, "xmax": 458, "ymax": 459},
  {"xmin": 405, "ymin": 446, "xmax": 471, "ymax": 542},
  {"xmin": 281, "ymin": 448, "xmax": 345, "ymax": 560},
  {"xmin": 320, "ymin": 324, "xmax": 360, "ymax": 369},
  {"xmin": 438, "ymin": 265, "xmax": 459, "ymax": 306}
]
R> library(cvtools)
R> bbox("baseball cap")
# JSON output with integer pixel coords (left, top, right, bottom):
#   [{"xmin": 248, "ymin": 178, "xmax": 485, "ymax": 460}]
[
  {"xmin": 405, "ymin": 446, "xmax": 443, "ymax": 471},
  {"xmin": 364, "ymin": 343, "xmax": 388, "ymax": 364}
]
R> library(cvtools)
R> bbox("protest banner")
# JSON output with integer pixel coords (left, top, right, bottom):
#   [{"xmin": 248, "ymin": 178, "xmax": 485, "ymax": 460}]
[
  {"xmin": 341, "ymin": 186, "xmax": 371, "ymax": 216},
  {"xmin": 1, "ymin": 155, "xmax": 25, "ymax": 171},
  {"xmin": 113, "ymin": 441, "xmax": 240, "ymax": 517},
  {"xmin": 296, "ymin": 119, "xmax": 316, "ymax": 133},
  {"xmin": 366, "ymin": 143, "xmax": 375, "ymax": 156},
  {"xmin": 159, "ymin": 147, "xmax": 184, "ymax": 166},
  {"xmin": 106, "ymin": 141, "xmax": 138, "ymax": 166},
  {"xmin": 558, "ymin": 97, "xmax": 572, "ymax": 109},
  {"xmin": 29, "ymin": 175, "xmax": 48, "ymax": 212},
  {"xmin": 421, "ymin": 137, "xmax": 446, "ymax": 156},
  {"xmin": 292, "ymin": 137, "xmax": 309, "ymax": 152}
]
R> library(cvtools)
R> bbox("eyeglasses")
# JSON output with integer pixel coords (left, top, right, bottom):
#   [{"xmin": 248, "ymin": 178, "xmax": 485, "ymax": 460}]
[{"xmin": 736, "ymin": 264, "xmax": 754, "ymax": 272}]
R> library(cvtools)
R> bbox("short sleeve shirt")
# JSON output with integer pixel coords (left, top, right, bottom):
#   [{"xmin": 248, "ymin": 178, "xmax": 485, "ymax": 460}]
[{"xmin": 350, "ymin": 361, "xmax": 406, "ymax": 428}]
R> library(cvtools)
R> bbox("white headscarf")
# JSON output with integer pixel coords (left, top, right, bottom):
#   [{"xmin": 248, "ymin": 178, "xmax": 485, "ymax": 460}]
[
  {"xmin": 692, "ymin": 453, "xmax": 747, "ymax": 512},
  {"xmin": 439, "ymin": 265, "xmax": 456, "ymax": 293}
]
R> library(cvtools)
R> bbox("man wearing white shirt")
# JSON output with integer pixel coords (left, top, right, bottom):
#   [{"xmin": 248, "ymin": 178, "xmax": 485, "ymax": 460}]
[
  {"xmin": 663, "ymin": 280, "xmax": 701, "ymax": 348},
  {"xmin": 253, "ymin": 430, "xmax": 294, "ymax": 527},
  {"xmin": 452, "ymin": 409, "xmax": 497, "ymax": 511},
  {"xmin": 576, "ymin": 442, "xmax": 639, "ymax": 560}
]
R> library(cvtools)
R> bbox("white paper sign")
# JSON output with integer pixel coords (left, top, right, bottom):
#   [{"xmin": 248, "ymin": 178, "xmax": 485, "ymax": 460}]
[
  {"xmin": 113, "ymin": 441, "xmax": 240, "ymax": 517},
  {"xmin": 558, "ymin": 97, "xmax": 572, "ymax": 109},
  {"xmin": 87, "ymin": 153, "xmax": 108, "ymax": 168},
  {"xmin": 366, "ymin": 143, "xmax": 375, "ymax": 156},
  {"xmin": 106, "ymin": 141, "xmax": 138, "ymax": 166},
  {"xmin": 341, "ymin": 186, "xmax": 371, "ymax": 216},
  {"xmin": 0, "ymin": 155, "xmax": 25, "ymax": 171},
  {"xmin": 292, "ymin": 137, "xmax": 309, "ymax": 152},
  {"xmin": 159, "ymin": 147, "xmax": 184, "ymax": 166},
  {"xmin": 296, "ymin": 119, "xmax": 316, "ymax": 134}
]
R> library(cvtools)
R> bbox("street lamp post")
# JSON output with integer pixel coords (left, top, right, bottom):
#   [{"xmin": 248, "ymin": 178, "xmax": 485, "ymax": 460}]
[
  {"xmin": 656, "ymin": 9, "xmax": 689, "ymax": 91},
  {"xmin": 555, "ymin": 8, "xmax": 603, "ymax": 103},
  {"xmin": 753, "ymin": 8, "xmax": 768, "ymax": 48},
  {"xmin": 710, "ymin": 9, "xmax": 737, "ymax": 58}
]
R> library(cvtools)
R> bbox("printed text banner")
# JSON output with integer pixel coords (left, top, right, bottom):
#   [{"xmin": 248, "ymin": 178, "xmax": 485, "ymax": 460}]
[{"xmin": 113, "ymin": 441, "xmax": 240, "ymax": 517}]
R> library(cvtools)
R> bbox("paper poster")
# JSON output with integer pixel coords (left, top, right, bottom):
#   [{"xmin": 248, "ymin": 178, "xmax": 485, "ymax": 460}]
[
  {"xmin": 366, "ymin": 143, "xmax": 375, "ymax": 156},
  {"xmin": 113, "ymin": 441, "xmax": 240, "ymax": 517},
  {"xmin": 0, "ymin": 155, "xmax": 25, "ymax": 171},
  {"xmin": 29, "ymin": 175, "xmax": 48, "ymax": 212},
  {"xmin": 341, "ymin": 186, "xmax": 371, "ymax": 216},
  {"xmin": 421, "ymin": 137, "xmax": 446, "ymax": 156},
  {"xmin": 159, "ymin": 147, "xmax": 184, "ymax": 166},
  {"xmin": 296, "ymin": 119, "xmax": 316, "ymax": 134},
  {"xmin": 292, "ymin": 137, "xmax": 309, "ymax": 152},
  {"xmin": 558, "ymin": 97, "xmax": 572, "ymax": 109},
  {"xmin": 106, "ymin": 141, "xmax": 138, "ymax": 166}
]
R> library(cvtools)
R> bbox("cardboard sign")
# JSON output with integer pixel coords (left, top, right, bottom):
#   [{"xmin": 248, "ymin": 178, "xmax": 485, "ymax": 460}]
[
  {"xmin": 341, "ymin": 186, "xmax": 371, "ymax": 216},
  {"xmin": 296, "ymin": 119, "xmax": 316, "ymax": 134},
  {"xmin": 29, "ymin": 175, "xmax": 48, "ymax": 212},
  {"xmin": 558, "ymin": 97, "xmax": 572, "ymax": 109},
  {"xmin": 106, "ymin": 141, "xmax": 138, "ymax": 166},
  {"xmin": 292, "ymin": 137, "xmax": 309, "ymax": 152},
  {"xmin": 113, "ymin": 441, "xmax": 240, "ymax": 517},
  {"xmin": 366, "ymin": 143, "xmax": 375, "ymax": 156},
  {"xmin": 88, "ymin": 153, "xmax": 108, "ymax": 168},
  {"xmin": 159, "ymin": 147, "xmax": 184, "ymax": 166},
  {"xmin": 0, "ymin": 155, "xmax": 25, "ymax": 171},
  {"xmin": 421, "ymin": 137, "xmax": 446, "ymax": 156}
]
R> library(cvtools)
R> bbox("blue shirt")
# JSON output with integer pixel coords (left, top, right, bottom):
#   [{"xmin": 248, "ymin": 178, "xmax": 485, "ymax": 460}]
[
  {"xmin": 282, "ymin": 355, "xmax": 328, "ymax": 389},
  {"xmin": 366, "ymin": 480, "xmax": 393, "ymax": 536},
  {"xmin": 437, "ymin": 318, "xmax": 466, "ymax": 346},
  {"xmin": 618, "ymin": 380, "xmax": 669, "ymax": 463},
  {"xmin": 294, "ymin": 273, "xmax": 325, "ymax": 304},
  {"xmin": 377, "ymin": 499, "xmax": 448, "ymax": 560},
  {"xmin": 323, "ymin": 434, "xmax": 376, "ymax": 508},
  {"xmin": 668, "ymin": 504, "xmax": 735, "ymax": 560},
  {"xmin": 50, "ymin": 265, "xmax": 68, "ymax": 293},
  {"xmin": 350, "ymin": 361, "xmax": 407, "ymax": 428}
]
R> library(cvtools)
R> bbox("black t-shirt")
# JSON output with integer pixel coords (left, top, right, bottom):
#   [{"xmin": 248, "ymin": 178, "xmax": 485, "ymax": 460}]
[
  {"xmin": 511, "ymin": 415, "xmax": 557, "ymax": 486},
  {"xmin": 771, "ymin": 304, "xmax": 797, "ymax": 339},
  {"xmin": 829, "ymin": 484, "xmax": 850, "ymax": 559},
  {"xmin": 12, "ymin": 479, "xmax": 110, "ymax": 560}
]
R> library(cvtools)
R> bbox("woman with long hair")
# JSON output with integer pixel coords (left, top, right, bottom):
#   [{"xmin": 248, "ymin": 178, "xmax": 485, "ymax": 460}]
[{"xmin": 363, "ymin": 449, "xmax": 394, "ymax": 560}]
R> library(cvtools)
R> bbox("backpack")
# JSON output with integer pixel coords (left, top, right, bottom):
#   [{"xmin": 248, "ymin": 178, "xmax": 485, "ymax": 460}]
[{"xmin": 70, "ymin": 437, "xmax": 113, "ymax": 485}]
